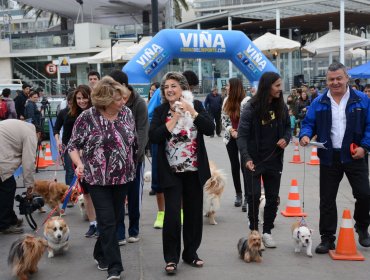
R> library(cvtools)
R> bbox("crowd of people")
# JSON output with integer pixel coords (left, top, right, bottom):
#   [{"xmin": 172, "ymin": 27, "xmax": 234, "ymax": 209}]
[{"xmin": 1, "ymin": 63, "xmax": 370, "ymax": 279}]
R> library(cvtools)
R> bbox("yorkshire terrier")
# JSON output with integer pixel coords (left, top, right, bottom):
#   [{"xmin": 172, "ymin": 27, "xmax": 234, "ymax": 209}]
[
  {"xmin": 203, "ymin": 161, "xmax": 226, "ymax": 225},
  {"xmin": 8, "ymin": 234, "xmax": 47, "ymax": 280},
  {"xmin": 237, "ymin": 230, "xmax": 263, "ymax": 263}
]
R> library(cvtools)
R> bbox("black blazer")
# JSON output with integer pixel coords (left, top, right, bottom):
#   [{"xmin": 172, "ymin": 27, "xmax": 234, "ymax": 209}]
[{"xmin": 149, "ymin": 100, "xmax": 214, "ymax": 189}]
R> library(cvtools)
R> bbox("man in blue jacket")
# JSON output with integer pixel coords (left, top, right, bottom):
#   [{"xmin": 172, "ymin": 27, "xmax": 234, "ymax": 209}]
[{"xmin": 300, "ymin": 62, "xmax": 370, "ymax": 254}]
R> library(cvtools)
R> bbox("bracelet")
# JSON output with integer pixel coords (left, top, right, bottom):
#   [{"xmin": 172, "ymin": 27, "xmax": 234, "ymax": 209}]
[{"xmin": 191, "ymin": 112, "xmax": 199, "ymax": 120}]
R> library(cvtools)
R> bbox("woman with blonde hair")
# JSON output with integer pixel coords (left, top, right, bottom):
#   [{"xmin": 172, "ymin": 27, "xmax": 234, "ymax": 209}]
[
  {"xmin": 68, "ymin": 76, "xmax": 137, "ymax": 280},
  {"xmin": 221, "ymin": 77, "xmax": 249, "ymax": 211}
]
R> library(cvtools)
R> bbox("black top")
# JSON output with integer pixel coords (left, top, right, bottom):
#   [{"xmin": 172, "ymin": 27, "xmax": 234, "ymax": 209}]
[
  {"xmin": 53, "ymin": 107, "xmax": 78, "ymax": 145},
  {"xmin": 14, "ymin": 92, "xmax": 28, "ymax": 119},
  {"xmin": 149, "ymin": 100, "xmax": 214, "ymax": 189}
]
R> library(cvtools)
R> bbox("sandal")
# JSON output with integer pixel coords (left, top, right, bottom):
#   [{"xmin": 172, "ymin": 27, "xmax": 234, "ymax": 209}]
[
  {"xmin": 165, "ymin": 263, "xmax": 177, "ymax": 275},
  {"xmin": 184, "ymin": 258, "xmax": 204, "ymax": 268}
]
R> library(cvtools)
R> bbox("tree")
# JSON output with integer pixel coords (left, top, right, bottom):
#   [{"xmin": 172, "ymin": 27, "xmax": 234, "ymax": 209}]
[{"xmin": 173, "ymin": 0, "xmax": 189, "ymax": 22}]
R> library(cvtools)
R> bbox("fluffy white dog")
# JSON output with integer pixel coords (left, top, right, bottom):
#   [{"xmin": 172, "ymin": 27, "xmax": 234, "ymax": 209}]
[
  {"xmin": 77, "ymin": 194, "xmax": 88, "ymax": 221},
  {"xmin": 173, "ymin": 90, "xmax": 194, "ymax": 136},
  {"xmin": 291, "ymin": 220, "xmax": 313, "ymax": 257},
  {"xmin": 144, "ymin": 171, "xmax": 152, "ymax": 182}
]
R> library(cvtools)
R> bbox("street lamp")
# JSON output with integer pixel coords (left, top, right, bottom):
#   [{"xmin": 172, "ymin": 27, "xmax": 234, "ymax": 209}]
[{"xmin": 360, "ymin": 26, "xmax": 368, "ymax": 62}]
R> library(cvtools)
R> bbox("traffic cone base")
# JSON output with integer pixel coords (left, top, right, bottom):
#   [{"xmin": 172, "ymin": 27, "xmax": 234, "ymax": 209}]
[
  {"xmin": 281, "ymin": 210, "xmax": 307, "ymax": 217},
  {"xmin": 329, "ymin": 249, "xmax": 365, "ymax": 261},
  {"xmin": 329, "ymin": 209, "xmax": 365, "ymax": 261},
  {"xmin": 44, "ymin": 143, "xmax": 55, "ymax": 166}
]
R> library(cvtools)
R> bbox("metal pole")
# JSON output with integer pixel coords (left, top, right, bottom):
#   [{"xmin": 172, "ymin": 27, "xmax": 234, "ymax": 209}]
[
  {"xmin": 228, "ymin": 16, "xmax": 233, "ymax": 79},
  {"xmin": 197, "ymin": 23, "xmax": 202, "ymax": 92},
  {"xmin": 152, "ymin": 0, "xmax": 159, "ymax": 34},
  {"xmin": 340, "ymin": 0, "xmax": 345, "ymax": 64}
]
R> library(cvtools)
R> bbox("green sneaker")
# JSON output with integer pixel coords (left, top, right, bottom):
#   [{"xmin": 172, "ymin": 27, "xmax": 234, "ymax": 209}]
[
  {"xmin": 154, "ymin": 211, "xmax": 164, "ymax": 229},
  {"xmin": 181, "ymin": 209, "xmax": 184, "ymax": 226}
]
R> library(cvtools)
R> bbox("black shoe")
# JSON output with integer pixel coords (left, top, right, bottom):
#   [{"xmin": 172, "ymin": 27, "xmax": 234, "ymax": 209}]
[
  {"xmin": 355, "ymin": 225, "xmax": 370, "ymax": 247},
  {"xmin": 242, "ymin": 199, "xmax": 247, "ymax": 212},
  {"xmin": 234, "ymin": 194, "xmax": 242, "ymax": 207},
  {"xmin": 149, "ymin": 189, "xmax": 156, "ymax": 196},
  {"xmin": 217, "ymin": 134, "xmax": 221, "ymax": 137},
  {"xmin": 94, "ymin": 259, "xmax": 108, "ymax": 271},
  {"xmin": 85, "ymin": 225, "xmax": 97, "ymax": 238},
  {"xmin": 315, "ymin": 240, "xmax": 335, "ymax": 254},
  {"xmin": 107, "ymin": 271, "xmax": 121, "ymax": 280}
]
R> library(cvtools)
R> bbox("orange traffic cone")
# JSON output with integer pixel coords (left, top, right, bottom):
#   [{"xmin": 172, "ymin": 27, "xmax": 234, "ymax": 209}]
[
  {"xmin": 289, "ymin": 141, "xmax": 304, "ymax": 164},
  {"xmin": 281, "ymin": 179, "xmax": 307, "ymax": 217},
  {"xmin": 36, "ymin": 145, "xmax": 49, "ymax": 169},
  {"xmin": 329, "ymin": 209, "xmax": 365, "ymax": 261},
  {"xmin": 307, "ymin": 146, "xmax": 320, "ymax": 165},
  {"xmin": 44, "ymin": 143, "xmax": 55, "ymax": 166}
]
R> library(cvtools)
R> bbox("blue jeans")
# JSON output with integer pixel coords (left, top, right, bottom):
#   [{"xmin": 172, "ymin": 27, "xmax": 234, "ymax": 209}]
[
  {"xmin": 117, "ymin": 162, "xmax": 144, "ymax": 239},
  {"xmin": 64, "ymin": 152, "xmax": 74, "ymax": 186},
  {"xmin": 150, "ymin": 144, "xmax": 162, "ymax": 193}
]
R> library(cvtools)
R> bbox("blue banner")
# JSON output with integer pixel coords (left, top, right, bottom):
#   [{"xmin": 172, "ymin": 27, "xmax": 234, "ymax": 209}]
[{"xmin": 123, "ymin": 29, "xmax": 277, "ymax": 84}]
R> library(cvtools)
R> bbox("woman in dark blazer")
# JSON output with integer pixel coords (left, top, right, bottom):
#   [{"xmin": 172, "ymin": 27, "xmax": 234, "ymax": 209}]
[{"xmin": 149, "ymin": 72, "xmax": 214, "ymax": 275}]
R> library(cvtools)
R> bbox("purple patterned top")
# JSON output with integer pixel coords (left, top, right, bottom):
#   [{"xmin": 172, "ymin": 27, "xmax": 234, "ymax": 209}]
[{"xmin": 67, "ymin": 106, "xmax": 137, "ymax": 186}]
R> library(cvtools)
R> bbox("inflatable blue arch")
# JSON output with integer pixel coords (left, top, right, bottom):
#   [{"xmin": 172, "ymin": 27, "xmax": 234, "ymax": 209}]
[{"xmin": 122, "ymin": 29, "xmax": 277, "ymax": 85}]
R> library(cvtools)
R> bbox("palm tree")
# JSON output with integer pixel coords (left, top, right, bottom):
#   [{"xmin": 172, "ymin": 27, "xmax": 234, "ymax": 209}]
[{"xmin": 173, "ymin": 0, "xmax": 189, "ymax": 22}]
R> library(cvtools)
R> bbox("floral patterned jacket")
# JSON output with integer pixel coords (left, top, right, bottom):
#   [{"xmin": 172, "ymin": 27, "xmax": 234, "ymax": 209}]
[{"xmin": 67, "ymin": 106, "xmax": 138, "ymax": 186}]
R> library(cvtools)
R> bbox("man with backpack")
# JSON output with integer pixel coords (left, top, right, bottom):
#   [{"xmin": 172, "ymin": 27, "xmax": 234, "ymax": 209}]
[{"xmin": 0, "ymin": 88, "xmax": 17, "ymax": 120}]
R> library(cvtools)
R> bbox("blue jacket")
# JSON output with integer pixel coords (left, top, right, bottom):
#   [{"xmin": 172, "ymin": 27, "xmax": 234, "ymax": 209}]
[{"xmin": 299, "ymin": 88, "xmax": 370, "ymax": 166}]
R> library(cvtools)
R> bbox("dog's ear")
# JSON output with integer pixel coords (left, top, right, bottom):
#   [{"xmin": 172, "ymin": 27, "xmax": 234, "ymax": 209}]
[{"xmin": 297, "ymin": 230, "xmax": 300, "ymax": 239}]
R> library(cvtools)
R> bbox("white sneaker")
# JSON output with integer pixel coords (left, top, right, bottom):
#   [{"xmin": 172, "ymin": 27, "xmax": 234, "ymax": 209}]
[
  {"xmin": 262, "ymin": 233, "xmax": 277, "ymax": 248},
  {"xmin": 118, "ymin": 239, "xmax": 127, "ymax": 246},
  {"xmin": 128, "ymin": 236, "xmax": 140, "ymax": 243}
]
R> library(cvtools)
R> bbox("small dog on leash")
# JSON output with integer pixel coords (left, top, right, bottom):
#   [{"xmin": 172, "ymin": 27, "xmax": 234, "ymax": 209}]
[
  {"xmin": 144, "ymin": 171, "xmax": 152, "ymax": 183},
  {"xmin": 173, "ymin": 90, "xmax": 194, "ymax": 136},
  {"xmin": 291, "ymin": 220, "xmax": 313, "ymax": 257},
  {"xmin": 33, "ymin": 180, "xmax": 68, "ymax": 212},
  {"xmin": 237, "ymin": 230, "xmax": 263, "ymax": 263},
  {"xmin": 8, "ymin": 234, "xmax": 47, "ymax": 280},
  {"xmin": 44, "ymin": 216, "xmax": 70, "ymax": 258},
  {"xmin": 203, "ymin": 161, "xmax": 226, "ymax": 225},
  {"xmin": 77, "ymin": 194, "xmax": 88, "ymax": 221},
  {"xmin": 258, "ymin": 192, "xmax": 280, "ymax": 225}
]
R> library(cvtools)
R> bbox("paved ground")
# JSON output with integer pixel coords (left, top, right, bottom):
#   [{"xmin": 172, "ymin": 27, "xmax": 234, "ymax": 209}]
[{"xmin": 1, "ymin": 136, "xmax": 369, "ymax": 280}]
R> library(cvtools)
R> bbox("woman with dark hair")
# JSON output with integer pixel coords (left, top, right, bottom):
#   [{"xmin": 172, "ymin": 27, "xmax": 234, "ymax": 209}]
[
  {"xmin": 221, "ymin": 78, "xmax": 249, "ymax": 211},
  {"xmin": 237, "ymin": 72, "xmax": 291, "ymax": 248},
  {"xmin": 148, "ymin": 82, "xmax": 160, "ymax": 103},
  {"xmin": 149, "ymin": 72, "xmax": 214, "ymax": 274},
  {"xmin": 54, "ymin": 85, "xmax": 98, "ymax": 238},
  {"xmin": 296, "ymin": 90, "xmax": 311, "ymax": 124}
]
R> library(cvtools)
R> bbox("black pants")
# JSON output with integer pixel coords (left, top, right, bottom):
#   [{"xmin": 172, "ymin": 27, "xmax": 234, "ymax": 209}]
[
  {"xmin": 162, "ymin": 171, "xmax": 203, "ymax": 264},
  {"xmin": 0, "ymin": 176, "xmax": 18, "ymax": 230},
  {"xmin": 226, "ymin": 138, "xmax": 248, "ymax": 197},
  {"xmin": 208, "ymin": 110, "xmax": 222, "ymax": 136},
  {"xmin": 245, "ymin": 168, "xmax": 281, "ymax": 234},
  {"xmin": 319, "ymin": 151, "xmax": 370, "ymax": 242},
  {"xmin": 89, "ymin": 183, "xmax": 128, "ymax": 274}
]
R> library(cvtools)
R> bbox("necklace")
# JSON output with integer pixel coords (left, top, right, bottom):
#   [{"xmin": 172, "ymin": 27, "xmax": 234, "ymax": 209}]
[{"xmin": 103, "ymin": 110, "xmax": 117, "ymax": 116}]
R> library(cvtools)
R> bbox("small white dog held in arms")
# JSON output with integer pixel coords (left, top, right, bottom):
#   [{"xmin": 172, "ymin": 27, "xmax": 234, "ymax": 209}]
[
  {"xmin": 203, "ymin": 161, "xmax": 226, "ymax": 225},
  {"xmin": 172, "ymin": 90, "xmax": 194, "ymax": 136},
  {"xmin": 291, "ymin": 219, "xmax": 313, "ymax": 257}
]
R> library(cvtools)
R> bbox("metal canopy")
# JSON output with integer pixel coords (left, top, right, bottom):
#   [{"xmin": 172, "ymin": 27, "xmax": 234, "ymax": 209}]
[{"xmin": 18, "ymin": 0, "xmax": 168, "ymax": 25}]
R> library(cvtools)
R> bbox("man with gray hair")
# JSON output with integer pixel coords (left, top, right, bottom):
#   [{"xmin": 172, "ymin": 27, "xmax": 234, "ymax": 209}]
[{"xmin": 300, "ymin": 62, "xmax": 370, "ymax": 253}]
